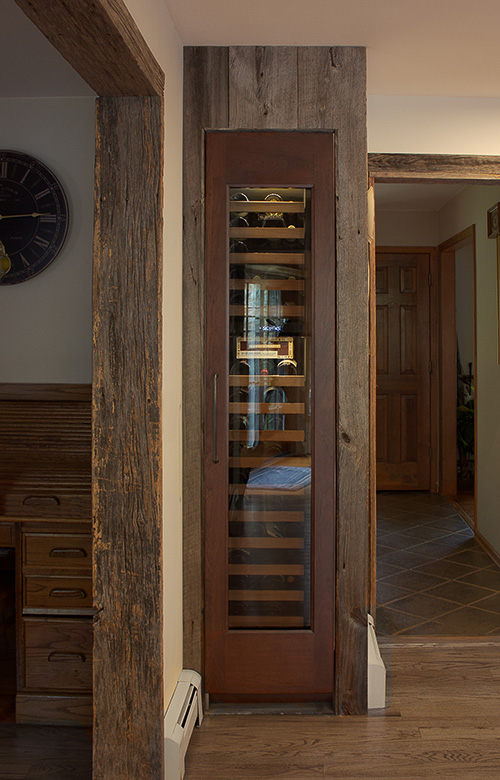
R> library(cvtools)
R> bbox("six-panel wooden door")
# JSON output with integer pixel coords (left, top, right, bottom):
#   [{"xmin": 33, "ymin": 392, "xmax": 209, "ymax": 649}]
[{"xmin": 376, "ymin": 248, "xmax": 432, "ymax": 490}]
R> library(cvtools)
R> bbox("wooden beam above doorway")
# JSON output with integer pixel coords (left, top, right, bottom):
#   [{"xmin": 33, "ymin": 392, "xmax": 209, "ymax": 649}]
[{"xmin": 369, "ymin": 153, "xmax": 500, "ymax": 184}]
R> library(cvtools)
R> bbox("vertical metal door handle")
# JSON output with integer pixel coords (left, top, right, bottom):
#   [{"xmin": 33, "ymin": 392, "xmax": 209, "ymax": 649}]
[{"xmin": 213, "ymin": 372, "xmax": 219, "ymax": 463}]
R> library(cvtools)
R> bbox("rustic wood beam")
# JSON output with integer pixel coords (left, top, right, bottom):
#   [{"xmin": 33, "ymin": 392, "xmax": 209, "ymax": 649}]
[
  {"xmin": 14, "ymin": 0, "xmax": 164, "ymax": 96},
  {"xmin": 93, "ymin": 95, "xmax": 164, "ymax": 780},
  {"xmin": 369, "ymin": 153, "xmax": 500, "ymax": 183}
]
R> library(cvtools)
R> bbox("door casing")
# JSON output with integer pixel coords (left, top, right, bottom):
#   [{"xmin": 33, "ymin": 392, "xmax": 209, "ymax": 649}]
[{"xmin": 368, "ymin": 153, "xmax": 500, "ymax": 608}]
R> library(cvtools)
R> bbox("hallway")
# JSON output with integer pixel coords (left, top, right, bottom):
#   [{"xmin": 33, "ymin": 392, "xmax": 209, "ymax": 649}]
[
  {"xmin": 185, "ymin": 639, "xmax": 500, "ymax": 779},
  {"xmin": 376, "ymin": 492, "xmax": 500, "ymax": 636}
]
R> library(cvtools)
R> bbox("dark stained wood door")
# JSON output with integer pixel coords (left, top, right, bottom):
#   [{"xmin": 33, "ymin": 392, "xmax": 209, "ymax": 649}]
[
  {"xmin": 205, "ymin": 131, "xmax": 335, "ymax": 700},
  {"xmin": 376, "ymin": 248, "xmax": 432, "ymax": 490}
]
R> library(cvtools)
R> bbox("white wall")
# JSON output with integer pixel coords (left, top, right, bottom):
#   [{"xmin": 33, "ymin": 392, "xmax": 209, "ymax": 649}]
[
  {"xmin": 0, "ymin": 97, "xmax": 95, "ymax": 382},
  {"xmin": 375, "ymin": 209, "xmax": 438, "ymax": 246},
  {"xmin": 368, "ymin": 96, "xmax": 500, "ymax": 154},
  {"xmin": 438, "ymin": 186, "xmax": 500, "ymax": 551},
  {"xmin": 123, "ymin": 0, "xmax": 184, "ymax": 708},
  {"xmin": 455, "ymin": 243, "xmax": 475, "ymax": 373}
]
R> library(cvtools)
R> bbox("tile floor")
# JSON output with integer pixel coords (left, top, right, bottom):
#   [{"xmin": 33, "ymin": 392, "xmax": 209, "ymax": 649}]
[{"xmin": 376, "ymin": 491, "xmax": 500, "ymax": 636}]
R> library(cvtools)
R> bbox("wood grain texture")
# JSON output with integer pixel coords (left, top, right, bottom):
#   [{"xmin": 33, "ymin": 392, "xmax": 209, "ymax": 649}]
[
  {"xmin": 298, "ymin": 46, "xmax": 368, "ymax": 715},
  {"xmin": 183, "ymin": 46, "xmax": 368, "ymax": 713},
  {"xmin": 93, "ymin": 96, "xmax": 163, "ymax": 780},
  {"xmin": 0, "ymin": 384, "xmax": 91, "ymax": 401},
  {"xmin": 0, "ymin": 387, "xmax": 92, "ymax": 519},
  {"xmin": 14, "ymin": 0, "xmax": 164, "ymax": 96},
  {"xmin": 375, "ymin": 249, "xmax": 432, "ymax": 491},
  {"xmin": 369, "ymin": 153, "xmax": 500, "ymax": 183},
  {"xmin": 183, "ymin": 47, "xmax": 229, "ymax": 675},
  {"xmin": 229, "ymin": 47, "xmax": 298, "ymax": 129},
  {"xmin": 185, "ymin": 640, "xmax": 500, "ymax": 780}
]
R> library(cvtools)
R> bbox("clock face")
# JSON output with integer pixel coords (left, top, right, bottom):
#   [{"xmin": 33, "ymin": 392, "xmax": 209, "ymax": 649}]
[{"xmin": 0, "ymin": 150, "xmax": 69, "ymax": 285}]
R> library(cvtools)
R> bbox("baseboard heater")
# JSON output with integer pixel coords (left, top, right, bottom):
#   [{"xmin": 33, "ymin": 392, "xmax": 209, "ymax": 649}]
[
  {"xmin": 368, "ymin": 613, "xmax": 386, "ymax": 709},
  {"xmin": 164, "ymin": 669, "xmax": 203, "ymax": 780}
]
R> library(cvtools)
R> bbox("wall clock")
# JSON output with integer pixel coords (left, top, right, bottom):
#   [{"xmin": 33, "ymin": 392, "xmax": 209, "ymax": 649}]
[{"xmin": 0, "ymin": 150, "xmax": 69, "ymax": 285}]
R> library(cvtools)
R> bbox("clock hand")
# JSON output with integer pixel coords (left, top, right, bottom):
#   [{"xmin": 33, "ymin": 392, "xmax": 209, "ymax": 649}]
[
  {"xmin": 0, "ymin": 212, "xmax": 55, "ymax": 219},
  {"xmin": 0, "ymin": 240, "xmax": 11, "ymax": 279}
]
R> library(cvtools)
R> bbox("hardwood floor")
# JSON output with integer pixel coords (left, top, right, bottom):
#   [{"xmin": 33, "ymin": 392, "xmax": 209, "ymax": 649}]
[
  {"xmin": 0, "ymin": 724, "xmax": 91, "ymax": 779},
  {"xmin": 185, "ymin": 639, "xmax": 500, "ymax": 779}
]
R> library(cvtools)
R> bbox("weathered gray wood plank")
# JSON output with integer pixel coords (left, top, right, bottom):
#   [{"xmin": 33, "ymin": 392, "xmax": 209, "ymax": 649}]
[
  {"xmin": 229, "ymin": 46, "xmax": 298, "ymax": 129},
  {"xmin": 183, "ymin": 45, "xmax": 368, "ymax": 715},
  {"xmin": 299, "ymin": 46, "xmax": 369, "ymax": 715},
  {"xmin": 14, "ymin": 0, "xmax": 164, "ymax": 96},
  {"xmin": 183, "ymin": 47, "xmax": 229, "ymax": 674},
  {"xmin": 93, "ymin": 96, "xmax": 163, "ymax": 780},
  {"xmin": 369, "ymin": 153, "xmax": 500, "ymax": 182}
]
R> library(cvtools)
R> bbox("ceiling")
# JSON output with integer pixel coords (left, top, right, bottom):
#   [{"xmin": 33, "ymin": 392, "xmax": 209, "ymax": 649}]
[
  {"xmin": 3, "ymin": 0, "xmax": 500, "ymax": 99},
  {"xmin": 375, "ymin": 183, "xmax": 466, "ymax": 212},
  {"xmin": 163, "ymin": 0, "xmax": 500, "ymax": 98}
]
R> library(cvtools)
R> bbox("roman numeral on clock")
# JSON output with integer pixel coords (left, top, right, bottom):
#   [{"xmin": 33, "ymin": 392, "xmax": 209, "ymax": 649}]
[
  {"xmin": 35, "ymin": 188, "xmax": 50, "ymax": 201},
  {"xmin": 33, "ymin": 236, "xmax": 50, "ymax": 249}
]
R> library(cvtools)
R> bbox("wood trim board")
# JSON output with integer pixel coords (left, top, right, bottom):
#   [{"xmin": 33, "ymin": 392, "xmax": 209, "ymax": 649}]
[{"xmin": 369, "ymin": 153, "xmax": 500, "ymax": 183}]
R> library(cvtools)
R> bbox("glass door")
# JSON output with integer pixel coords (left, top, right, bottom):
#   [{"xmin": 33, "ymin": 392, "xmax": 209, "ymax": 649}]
[
  {"xmin": 227, "ymin": 186, "xmax": 312, "ymax": 630},
  {"xmin": 205, "ymin": 131, "xmax": 335, "ymax": 699}
]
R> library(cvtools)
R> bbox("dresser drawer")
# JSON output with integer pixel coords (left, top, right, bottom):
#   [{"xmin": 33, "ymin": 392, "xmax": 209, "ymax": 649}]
[
  {"xmin": 24, "ymin": 575, "xmax": 93, "ymax": 612},
  {"xmin": 23, "ymin": 533, "xmax": 91, "ymax": 571},
  {"xmin": 23, "ymin": 618, "xmax": 92, "ymax": 692}
]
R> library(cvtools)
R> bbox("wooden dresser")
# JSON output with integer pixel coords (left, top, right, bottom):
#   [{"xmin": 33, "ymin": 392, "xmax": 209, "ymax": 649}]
[{"xmin": 0, "ymin": 383, "xmax": 92, "ymax": 726}]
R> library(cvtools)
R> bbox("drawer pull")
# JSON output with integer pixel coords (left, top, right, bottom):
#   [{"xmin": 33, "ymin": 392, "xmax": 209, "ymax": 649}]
[
  {"xmin": 48, "ymin": 652, "xmax": 86, "ymax": 663},
  {"xmin": 49, "ymin": 588, "xmax": 87, "ymax": 599},
  {"xmin": 49, "ymin": 547, "xmax": 87, "ymax": 558},
  {"xmin": 23, "ymin": 496, "xmax": 60, "ymax": 507}
]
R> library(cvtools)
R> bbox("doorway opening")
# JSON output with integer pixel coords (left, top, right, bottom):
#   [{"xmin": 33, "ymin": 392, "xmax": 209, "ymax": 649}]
[{"xmin": 369, "ymin": 160, "xmax": 500, "ymax": 637}]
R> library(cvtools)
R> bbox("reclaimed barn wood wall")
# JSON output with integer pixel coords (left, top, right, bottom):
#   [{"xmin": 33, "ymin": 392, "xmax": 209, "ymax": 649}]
[{"xmin": 183, "ymin": 46, "xmax": 369, "ymax": 714}]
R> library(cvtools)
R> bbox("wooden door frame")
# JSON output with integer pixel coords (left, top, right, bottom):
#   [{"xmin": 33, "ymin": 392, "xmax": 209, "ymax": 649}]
[
  {"xmin": 14, "ymin": 2, "xmax": 165, "ymax": 778},
  {"xmin": 438, "ymin": 226, "xmax": 477, "ymax": 519},
  {"xmin": 369, "ymin": 154, "xmax": 500, "ymax": 503}
]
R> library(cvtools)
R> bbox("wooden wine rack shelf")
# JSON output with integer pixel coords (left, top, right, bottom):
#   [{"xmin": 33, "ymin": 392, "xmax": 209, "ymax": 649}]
[
  {"xmin": 228, "ymin": 616, "xmax": 305, "ymax": 628},
  {"xmin": 229, "ymin": 511, "xmax": 304, "ymax": 522},
  {"xmin": 229, "ymin": 430, "xmax": 304, "ymax": 442},
  {"xmin": 230, "ymin": 227, "xmax": 305, "ymax": 240},
  {"xmin": 230, "ymin": 304, "xmax": 304, "ymax": 317},
  {"xmin": 229, "ymin": 375, "xmax": 305, "ymax": 387},
  {"xmin": 228, "ymin": 538, "xmax": 304, "ymax": 549},
  {"xmin": 228, "ymin": 564, "xmax": 304, "ymax": 575},
  {"xmin": 228, "ymin": 590, "xmax": 304, "ymax": 601},
  {"xmin": 229, "ymin": 402, "xmax": 304, "ymax": 414},
  {"xmin": 229, "ymin": 201, "xmax": 305, "ymax": 213},
  {"xmin": 229, "ymin": 253, "xmax": 305, "ymax": 264},
  {"xmin": 230, "ymin": 279, "xmax": 304, "ymax": 291}
]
